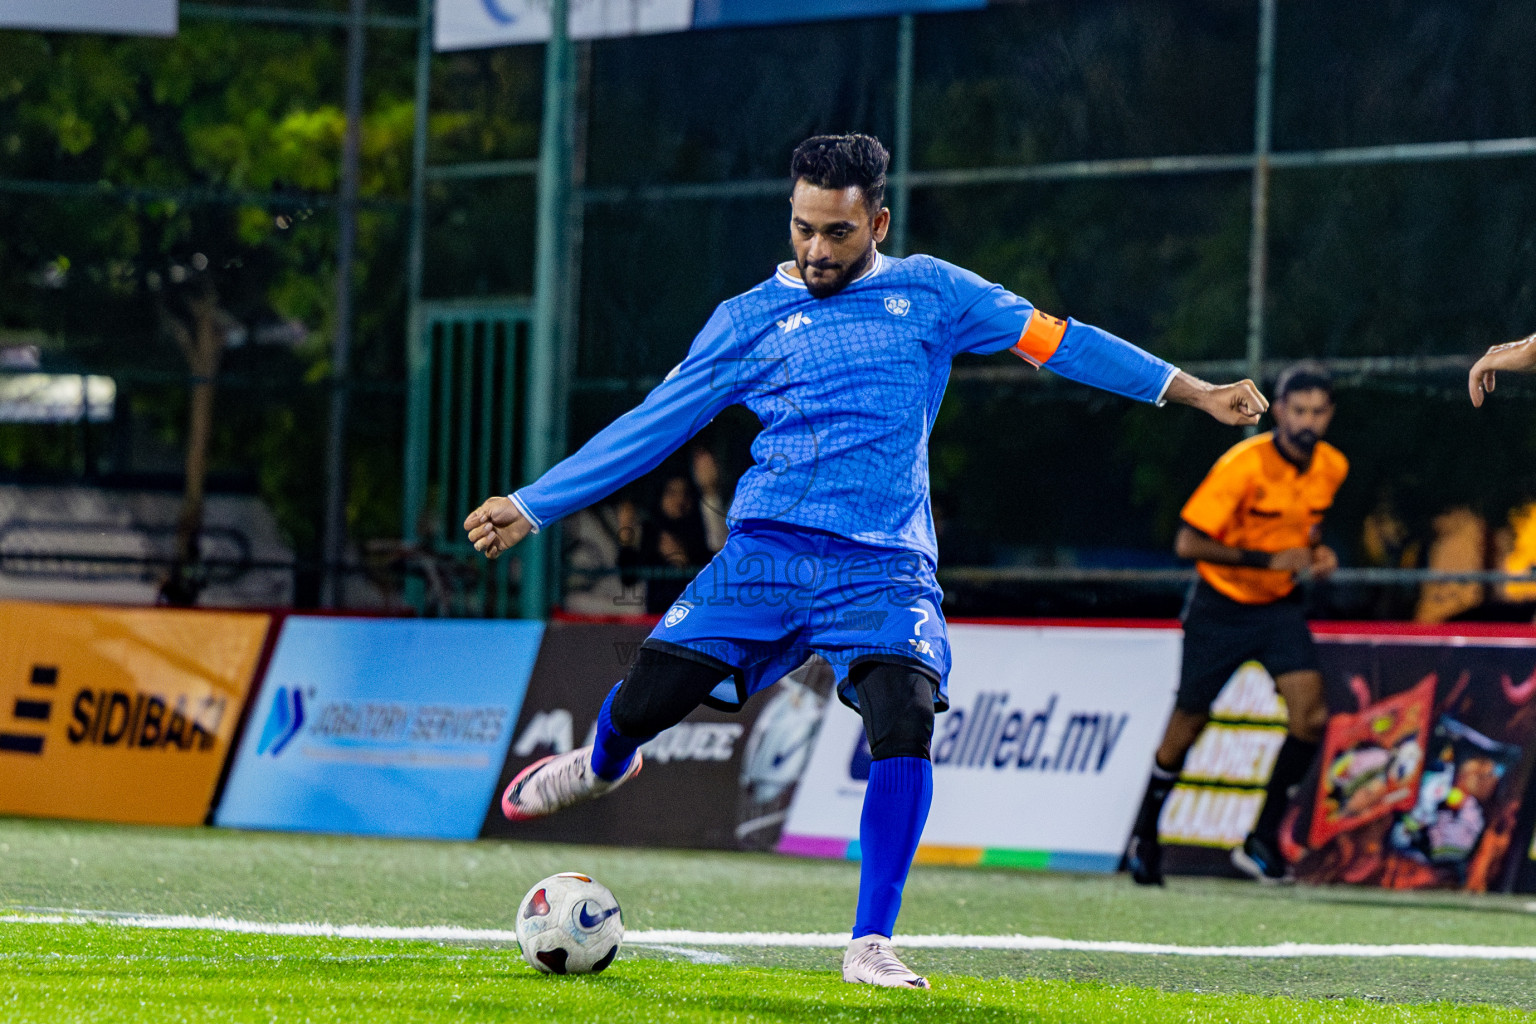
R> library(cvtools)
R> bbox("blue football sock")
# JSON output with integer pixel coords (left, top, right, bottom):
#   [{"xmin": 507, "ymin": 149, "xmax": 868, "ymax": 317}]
[
  {"xmin": 589, "ymin": 683, "xmax": 646, "ymax": 781},
  {"xmin": 852, "ymin": 756, "xmax": 933, "ymax": 940}
]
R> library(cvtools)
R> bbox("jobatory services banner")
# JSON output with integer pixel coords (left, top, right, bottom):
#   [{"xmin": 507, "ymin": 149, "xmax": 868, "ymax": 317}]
[
  {"xmin": 481, "ymin": 620, "xmax": 835, "ymax": 850},
  {"xmin": 1, "ymin": 0, "xmax": 177, "ymax": 36},
  {"xmin": 0, "ymin": 600, "xmax": 269, "ymax": 825},
  {"xmin": 215, "ymin": 617, "xmax": 543, "ymax": 840},
  {"xmin": 435, "ymin": 0, "xmax": 985, "ymax": 51},
  {"xmin": 779, "ymin": 623, "xmax": 1183, "ymax": 871}
]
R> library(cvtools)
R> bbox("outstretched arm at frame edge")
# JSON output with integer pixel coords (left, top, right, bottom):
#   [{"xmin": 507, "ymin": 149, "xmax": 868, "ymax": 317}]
[{"xmin": 1469, "ymin": 332, "xmax": 1536, "ymax": 407}]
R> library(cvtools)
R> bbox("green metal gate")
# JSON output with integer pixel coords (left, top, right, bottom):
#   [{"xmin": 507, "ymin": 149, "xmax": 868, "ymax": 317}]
[{"xmin": 402, "ymin": 299, "xmax": 531, "ymax": 618}]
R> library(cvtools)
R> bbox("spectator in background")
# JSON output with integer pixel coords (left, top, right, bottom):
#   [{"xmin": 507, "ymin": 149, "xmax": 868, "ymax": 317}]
[
  {"xmin": 1497, "ymin": 501, "xmax": 1536, "ymax": 607},
  {"xmin": 1360, "ymin": 487, "xmax": 1419, "ymax": 620},
  {"xmin": 691, "ymin": 447, "xmax": 730, "ymax": 553},
  {"xmin": 1415, "ymin": 507, "xmax": 1488, "ymax": 623},
  {"xmin": 619, "ymin": 450, "xmax": 724, "ymax": 614},
  {"xmin": 559, "ymin": 502, "xmax": 639, "ymax": 614},
  {"xmin": 1361, "ymin": 488, "xmax": 1412, "ymax": 571}
]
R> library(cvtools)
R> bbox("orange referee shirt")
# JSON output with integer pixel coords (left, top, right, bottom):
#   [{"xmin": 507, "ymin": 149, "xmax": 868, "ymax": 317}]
[{"xmin": 1180, "ymin": 432, "xmax": 1349, "ymax": 604}]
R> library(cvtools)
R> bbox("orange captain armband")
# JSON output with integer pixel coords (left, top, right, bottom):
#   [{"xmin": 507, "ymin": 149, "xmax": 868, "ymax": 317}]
[{"xmin": 1011, "ymin": 309, "xmax": 1068, "ymax": 366}]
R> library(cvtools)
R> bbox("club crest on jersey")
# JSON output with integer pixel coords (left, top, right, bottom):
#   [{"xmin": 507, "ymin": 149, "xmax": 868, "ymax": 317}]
[
  {"xmin": 884, "ymin": 296, "xmax": 911, "ymax": 317},
  {"xmin": 663, "ymin": 603, "xmax": 692, "ymax": 628},
  {"xmin": 776, "ymin": 312, "xmax": 813, "ymax": 333}
]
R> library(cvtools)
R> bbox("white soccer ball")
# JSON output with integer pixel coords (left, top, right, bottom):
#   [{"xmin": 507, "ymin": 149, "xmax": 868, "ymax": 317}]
[{"xmin": 515, "ymin": 872, "xmax": 625, "ymax": 975}]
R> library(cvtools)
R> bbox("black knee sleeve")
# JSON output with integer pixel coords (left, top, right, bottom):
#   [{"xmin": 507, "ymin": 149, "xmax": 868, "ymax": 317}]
[
  {"xmin": 852, "ymin": 661, "xmax": 937, "ymax": 761},
  {"xmin": 609, "ymin": 647, "xmax": 730, "ymax": 739}
]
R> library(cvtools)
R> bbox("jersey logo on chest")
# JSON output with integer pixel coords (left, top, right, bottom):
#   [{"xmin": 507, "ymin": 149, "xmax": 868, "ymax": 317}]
[
  {"xmin": 884, "ymin": 296, "xmax": 911, "ymax": 317},
  {"xmin": 777, "ymin": 312, "xmax": 813, "ymax": 333}
]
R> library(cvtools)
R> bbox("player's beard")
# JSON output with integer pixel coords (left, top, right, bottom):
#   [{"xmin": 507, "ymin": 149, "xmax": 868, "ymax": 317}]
[
  {"xmin": 798, "ymin": 242, "xmax": 875, "ymax": 299},
  {"xmin": 1284, "ymin": 427, "xmax": 1320, "ymax": 458}
]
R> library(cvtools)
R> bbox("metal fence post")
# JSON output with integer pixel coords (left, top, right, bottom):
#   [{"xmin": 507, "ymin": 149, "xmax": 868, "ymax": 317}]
[
  {"xmin": 1244, "ymin": 0, "xmax": 1278, "ymax": 397},
  {"xmin": 522, "ymin": 0, "xmax": 574, "ymax": 621},
  {"xmin": 890, "ymin": 13, "xmax": 916, "ymax": 258}
]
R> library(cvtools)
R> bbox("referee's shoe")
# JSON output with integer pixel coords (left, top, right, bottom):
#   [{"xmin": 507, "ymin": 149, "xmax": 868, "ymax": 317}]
[
  {"xmin": 1124, "ymin": 833, "xmax": 1164, "ymax": 887},
  {"xmin": 1231, "ymin": 832, "xmax": 1293, "ymax": 884}
]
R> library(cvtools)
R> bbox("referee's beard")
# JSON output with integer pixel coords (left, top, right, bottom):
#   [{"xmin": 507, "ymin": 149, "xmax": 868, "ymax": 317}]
[
  {"xmin": 1284, "ymin": 427, "xmax": 1320, "ymax": 456},
  {"xmin": 798, "ymin": 242, "xmax": 876, "ymax": 299}
]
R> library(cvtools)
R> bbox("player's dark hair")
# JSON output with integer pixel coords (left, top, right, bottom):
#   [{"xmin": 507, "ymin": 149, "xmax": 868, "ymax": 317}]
[
  {"xmin": 790, "ymin": 134, "xmax": 889, "ymax": 212},
  {"xmin": 1275, "ymin": 360, "xmax": 1333, "ymax": 402}
]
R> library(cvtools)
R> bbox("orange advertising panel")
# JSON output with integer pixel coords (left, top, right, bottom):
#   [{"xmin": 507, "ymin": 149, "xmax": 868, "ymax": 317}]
[{"xmin": 0, "ymin": 601, "xmax": 270, "ymax": 825}]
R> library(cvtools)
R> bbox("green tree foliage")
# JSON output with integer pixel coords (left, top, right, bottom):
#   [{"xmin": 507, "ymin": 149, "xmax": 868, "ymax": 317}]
[{"xmin": 0, "ymin": 22, "xmax": 478, "ymax": 579}]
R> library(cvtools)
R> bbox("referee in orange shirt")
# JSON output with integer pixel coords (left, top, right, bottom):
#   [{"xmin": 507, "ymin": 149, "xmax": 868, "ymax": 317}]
[{"xmin": 1127, "ymin": 362, "xmax": 1348, "ymax": 885}]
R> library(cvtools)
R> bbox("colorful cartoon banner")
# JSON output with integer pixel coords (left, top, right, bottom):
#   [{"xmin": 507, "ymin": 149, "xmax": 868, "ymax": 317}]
[
  {"xmin": 1287, "ymin": 628, "xmax": 1536, "ymax": 892},
  {"xmin": 1309, "ymin": 675, "xmax": 1435, "ymax": 848}
]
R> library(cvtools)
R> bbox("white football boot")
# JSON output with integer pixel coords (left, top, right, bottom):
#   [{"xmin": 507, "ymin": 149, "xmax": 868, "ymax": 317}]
[
  {"xmin": 500, "ymin": 746, "xmax": 642, "ymax": 821},
  {"xmin": 842, "ymin": 934, "xmax": 930, "ymax": 989}
]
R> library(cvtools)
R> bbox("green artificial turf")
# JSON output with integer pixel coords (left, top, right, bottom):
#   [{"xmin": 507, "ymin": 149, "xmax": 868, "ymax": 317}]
[
  {"xmin": 1, "ymin": 818, "xmax": 1534, "ymax": 1021},
  {"xmin": 1, "ymin": 926, "xmax": 1530, "ymax": 1024}
]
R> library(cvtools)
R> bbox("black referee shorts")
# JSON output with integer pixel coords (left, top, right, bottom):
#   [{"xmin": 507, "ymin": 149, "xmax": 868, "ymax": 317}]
[{"xmin": 1176, "ymin": 581, "xmax": 1318, "ymax": 714}]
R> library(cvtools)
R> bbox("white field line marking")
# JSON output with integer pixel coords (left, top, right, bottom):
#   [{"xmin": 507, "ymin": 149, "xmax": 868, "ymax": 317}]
[
  {"xmin": 632, "ymin": 944, "xmax": 734, "ymax": 965},
  {"xmin": 0, "ymin": 952, "xmax": 469, "ymax": 964},
  {"xmin": 6, "ymin": 911, "xmax": 1536, "ymax": 961}
]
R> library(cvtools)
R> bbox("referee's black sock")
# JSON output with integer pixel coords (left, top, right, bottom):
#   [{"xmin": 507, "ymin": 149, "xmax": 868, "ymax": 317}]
[
  {"xmin": 1132, "ymin": 757, "xmax": 1183, "ymax": 841},
  {"xmin": 1253, "ymin": 734, "xmax": 1320, "ymax": 847}
]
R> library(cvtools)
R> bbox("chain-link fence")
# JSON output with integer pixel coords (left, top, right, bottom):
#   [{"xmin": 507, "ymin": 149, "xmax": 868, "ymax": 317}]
[{"xmin": 3, "ymin": 1, "xmax": 1535, "ymax": 616}]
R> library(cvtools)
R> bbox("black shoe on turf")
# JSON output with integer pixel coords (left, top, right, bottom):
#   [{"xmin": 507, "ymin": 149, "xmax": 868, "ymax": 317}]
[
  {"xmin": 1231, "ymin": 832, "xmax": 1292, "ymax": 885},
  {"xmin": 1125, "ymin": 833, "xmax": 1164, "ymax": 887}
]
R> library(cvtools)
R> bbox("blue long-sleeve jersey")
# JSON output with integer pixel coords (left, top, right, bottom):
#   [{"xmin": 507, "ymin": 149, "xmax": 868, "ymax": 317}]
[{"xmin": 512, "ymin": 252, "xmax": 1177, "ymax": 565}]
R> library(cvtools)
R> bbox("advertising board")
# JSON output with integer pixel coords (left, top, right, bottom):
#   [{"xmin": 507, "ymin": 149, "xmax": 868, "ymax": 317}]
[
  {"xmin": 481, "ymin": 620, "xmax": 835, "ymax": 850},
  {"xmin": 0, "ymin": 600, "xmax": 268, "ymax": 825},
  {"xmin": 1288, "ymin": 626, "xmax": 1536, "ymax": 893},
  {"xmin": 435, "ymin": 0, "xmax": 985, "ymax": 51},
  {"xmin": 1156, "ymin": 661, "xmax": 1288, "ymax": 862},
  {"xmin": 0, "ymin": 0, "xmax": 176, "ymax": 36},
  {"xmin": 215, "ymin": 617, "xmax": 542, "ymax": 840},
  {"xmin": 779, "ymin": 623, "xmax": 1182, "ymax": 871},
  {"xmin": 1157, "ymin": 623, "xmax": 1536, "ymax": 892}
]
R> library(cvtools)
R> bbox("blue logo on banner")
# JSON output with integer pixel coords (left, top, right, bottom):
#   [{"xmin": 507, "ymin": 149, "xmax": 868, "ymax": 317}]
[
  {"xmin": 256, "ymin": 686, "xmax": 305, "ymax": 757},
  {"xmin": 480, "ymin": 0, "xmax": 518, "ymax": 25},
  {"xmin": 215, "ymin": 618, "xmax": 544, "ymax": 840}
]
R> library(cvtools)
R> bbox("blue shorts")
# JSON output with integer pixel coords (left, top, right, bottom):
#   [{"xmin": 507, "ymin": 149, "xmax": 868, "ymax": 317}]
[{"xmin": 643, "ymin": 521, "xmax": 951, "ymax": 713}]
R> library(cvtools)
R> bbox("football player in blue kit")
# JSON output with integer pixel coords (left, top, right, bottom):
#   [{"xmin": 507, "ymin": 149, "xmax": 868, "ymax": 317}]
[{"xmin": 466, "ymin": 133, "xmax": 1267, "ymax": 988}]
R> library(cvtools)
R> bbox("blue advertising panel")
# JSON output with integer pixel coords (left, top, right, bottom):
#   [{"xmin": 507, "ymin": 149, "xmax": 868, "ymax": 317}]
[
  {"xmin": 692, "ymin": 0, "xmax": 985, "ymax": 29},
  {"xmin": 215, "ymin": 617, "xmax": 544, "ymax": 839},
  {"xmin": 437, "ymin": 0, "xmax": 987, "ymax": 51}
]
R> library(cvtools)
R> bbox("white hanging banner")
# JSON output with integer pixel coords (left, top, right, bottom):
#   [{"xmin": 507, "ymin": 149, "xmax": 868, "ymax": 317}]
[
  {"xmin": 0, "ymin": 0, "xmax": 177, "ymax": 36},
  {"xmin": 435, "ymin": 0, "xmax": 695, "ymax": 52}
]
